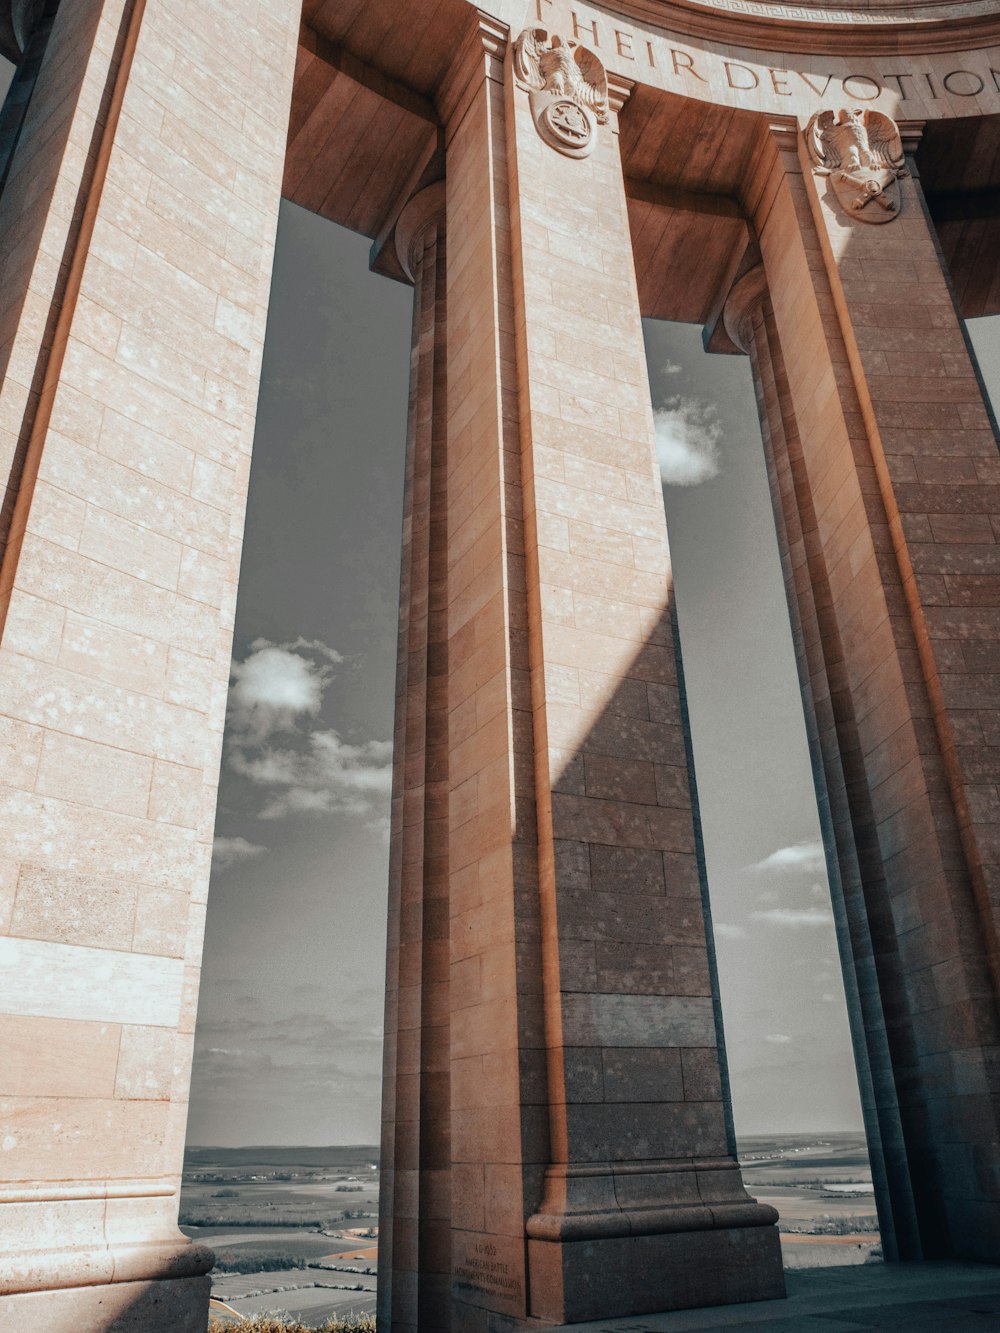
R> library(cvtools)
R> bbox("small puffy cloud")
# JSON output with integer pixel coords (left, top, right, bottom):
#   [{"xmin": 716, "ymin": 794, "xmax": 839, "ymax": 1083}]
[
  {"xmin": 224, "ymin": 635, "xmax": 391, "ymax": 825},
  {"xmin": 229, "ymin": 637, "xmax": 342, "ymax": 739},
  {"xmin": 654, "ymin": 395, "xmax": 722, "ymax": 487},
  {"xmin": 714, "ymin": 922, "xmax": 746, "ymax": 940},
  {"xmin": 765, "ymin": 1033, "xmax": 793, "ymax": 1044},
  {"xmin": 212, "ymin": 835, "xmax": 267, "ymax": 870},
  {"xmin": 752, "ymin": 907, "xmax": 834, "ymax": 928},
  {"xmin": 820, "ymin": 992, "xmax": 836, "ymax": 1003},
  {"xmin": 230, "ymin": 729, "xmax": 393, "ymax": 821},
  {"xmin": 662, "ymin": 359, "xmax": 682, "ymax": 376},
  {"xmin": 749, "ymin": 840, "xmax": 826, "ymax": 877}
]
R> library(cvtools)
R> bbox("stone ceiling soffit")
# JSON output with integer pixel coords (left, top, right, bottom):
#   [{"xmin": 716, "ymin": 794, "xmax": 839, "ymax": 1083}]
[
  {"xmin": 625, "ymin": 175, "xmax": 745, "ymax": 219},
  {"xmin": 297, "ymin": 24, "xmax": 439, "ymax": 127},
  {"xmin": 627, "ymin": 181, "xmax": 752, "ymax": 325}
]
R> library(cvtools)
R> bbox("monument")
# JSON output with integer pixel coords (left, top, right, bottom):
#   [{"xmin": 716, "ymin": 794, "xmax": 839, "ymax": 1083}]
[{"xmin": 0, "ymin": 0, "xmax": 997, "ymax": 1327}]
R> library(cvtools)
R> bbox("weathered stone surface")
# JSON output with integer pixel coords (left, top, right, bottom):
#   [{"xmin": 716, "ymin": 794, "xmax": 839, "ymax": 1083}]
[{"xmin": 0, "ymin": 0, "xmax": 998, "ymax": 1328}]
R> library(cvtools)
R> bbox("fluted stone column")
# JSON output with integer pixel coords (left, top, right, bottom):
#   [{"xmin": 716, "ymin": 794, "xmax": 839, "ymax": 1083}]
[
  {"xmin": 501, "ymin": 42, "xmax": 782, "ymax": 1325},
  {"xmin": 381, "ymin": 18, "xmax": 784, "ymax": 1330},
  {"xmin": 379, "ymin": 183, "xmax": 452, "ymax": 1333},
  {"xmin": 742, "ymin": 115, "xmax": 1000, "ymax": 1261},
  {"xmin": 722, "ymin": 269, "xmax": 922, "ymax": 1263},
  {"xmin": 0, "ymin": 0, "xmax": 300, "ymax": 1326}
]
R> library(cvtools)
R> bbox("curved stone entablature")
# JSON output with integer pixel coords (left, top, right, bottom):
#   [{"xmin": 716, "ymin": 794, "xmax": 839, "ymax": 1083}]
[
  {"xmin": 627, "ymin": 0, "xmax": 1000, "ymax": 28},
  {"xmin": 597, "ymin": 0, "xmax": 1000, "ymax": 55},
  {"xmin": 484, "ymin": 0, "xmax": 1000, "ymax": 118}
]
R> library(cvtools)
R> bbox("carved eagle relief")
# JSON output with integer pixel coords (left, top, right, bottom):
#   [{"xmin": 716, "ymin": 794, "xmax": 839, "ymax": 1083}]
[
  {"xmin": 514, "ymin": 27, "xmax": 609, "ymax": 122},
  {"xmin": 513, "ymin": 26, "xmax": 609, "ymax": 158},
  {"xmin": 805, "ymin": 108, "xmax": 907, "ymax": 224}
]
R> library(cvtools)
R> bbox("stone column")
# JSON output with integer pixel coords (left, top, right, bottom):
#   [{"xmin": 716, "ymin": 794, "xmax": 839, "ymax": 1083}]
[
  {"xmin": 379, "ymin": 183, "xmax": 451, "ymax": 1333},
  {"xmin": 745, "ymin": 115, "xmax": 1000, "ymax": 1260},
  {"xmin": 722, "ymin": 269, "xmax": 922, "ymax": 1262},
  {"xmin": 0, "ymin": 0, "xmax": 300, "ymax": 1327},
  {"xmin": 412, "ymin": 18, "xmax": 784, "ymax": 1329}
]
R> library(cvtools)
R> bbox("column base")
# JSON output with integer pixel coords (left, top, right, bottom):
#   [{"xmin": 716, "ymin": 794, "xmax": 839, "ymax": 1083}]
[
  {"xmin": 0, "ymin": 1276, "xmax": 211, "ymax": 1332},
  {"xmin": 527, "ymin": 1224, "xmax": 785, "ymax": 1325}
]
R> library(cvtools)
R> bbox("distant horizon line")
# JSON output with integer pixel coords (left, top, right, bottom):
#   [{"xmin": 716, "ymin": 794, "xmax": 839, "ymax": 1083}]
[{"xmin": 184, "ymin": 1128, "xmax": 867, "ymax": 1152}]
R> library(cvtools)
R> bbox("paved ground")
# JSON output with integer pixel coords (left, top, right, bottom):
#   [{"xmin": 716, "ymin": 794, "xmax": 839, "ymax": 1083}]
[{"xmin": 555, "ymin": 1263, "xmax": 1000, "ymax": 1331}]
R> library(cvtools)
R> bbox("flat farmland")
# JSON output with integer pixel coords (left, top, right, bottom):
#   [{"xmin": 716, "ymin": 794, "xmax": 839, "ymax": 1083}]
[
  {"xmin": 181, "ymin": 1146, "xmax": 379, "ymax": 1329},
  {"xmin": 739, "ymin": 1133, "xmax": 880, "ymax": 1269},
  {"xmin": 187, "ymin": 1132, "xmax": 881, "ymax": 1328}
]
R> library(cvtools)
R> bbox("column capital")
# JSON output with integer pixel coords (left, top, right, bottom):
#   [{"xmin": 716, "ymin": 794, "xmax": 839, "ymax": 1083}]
[
  {"xmin": 899, "ymin": 119, "xmax": 927, "ymax": 162},
  {"xmin": 722, "ymin": 264, "xmax": 768, "ymax": 355},
  {"xmin": 436, "ymin": 10, "xmax": 508, "ymax": 131},
  {"xmin": 606, "ymin": 71, "xmax": 634, "ymax": 115},
  {"xmin": 0, "ymin": 0, "xmax": 43, "ymax": 62},
  {"xmin": 394, "ymin": 181, "xmax": 446, "ymax": 282}
]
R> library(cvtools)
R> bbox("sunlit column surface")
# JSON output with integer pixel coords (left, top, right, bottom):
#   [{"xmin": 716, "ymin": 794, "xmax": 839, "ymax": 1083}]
[
  {"xmin": 386, "ymin": 18, "xmax": 786, "ymax": 1330},
  {"xmin": 0, "ymin": 0, "xmax": 300, "ymax": 1326}
]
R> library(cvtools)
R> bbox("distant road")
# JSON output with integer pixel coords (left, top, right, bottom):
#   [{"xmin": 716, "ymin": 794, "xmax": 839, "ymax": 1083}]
[
  {"xmin": 782, "ymin": 1234, "xmax": 879, "ymax": 1245},
  {"xmin": 183, "ymin": 1228, "xmax": 354, "ymax": 1249}
]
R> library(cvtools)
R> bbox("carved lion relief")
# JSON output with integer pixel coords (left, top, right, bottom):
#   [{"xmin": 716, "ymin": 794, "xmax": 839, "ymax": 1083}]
[
  {"xmin": 805, "ymin": 108, "xmax": 907, "ymax": 224},
  {"xmin": 513, "ymin": 26, "xmax": 609, "ymax": 159}
]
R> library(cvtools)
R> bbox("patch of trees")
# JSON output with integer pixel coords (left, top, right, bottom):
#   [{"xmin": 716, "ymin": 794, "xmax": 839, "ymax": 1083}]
[{"xmin": 212, "ymin": 1251, "xmax": 307, "ymax": 1274}]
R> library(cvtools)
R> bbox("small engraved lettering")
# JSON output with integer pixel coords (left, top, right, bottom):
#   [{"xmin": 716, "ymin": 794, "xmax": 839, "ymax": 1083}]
[
  {"xmin": 842, "ymin": 74, "xmax": 882, "ymax": 101},
  {"xmin": 943, "ymin": 70, "xmax": 986, "ymax": 96},
  {"xmin": 725, "ymin": 61, "xmax": 759, "ymax": 91},
  {"xmin": 769, "ymin": 68, "xmax": 792, "ymax": 96},
  {"xmin": 671, "ymin": 49, "xmax": 706, "ymax": 82},
  {"xmin": 455, "ymin": 1240, "xmax": 524, "ymax": 1306},
  {"xmin": 797, "ymin": 72, "xmax": 834, "ymax": 97},
  {"xmin": 615, "ymin": 29, "xmax": 634, "ymax": 59},
  {"xmin": 882, "ymin": 73, "xmax": 914, "ymax": 100},
  {"xmin": 571, "ymin": 12, "xmax": 599, "ymax": 44}
]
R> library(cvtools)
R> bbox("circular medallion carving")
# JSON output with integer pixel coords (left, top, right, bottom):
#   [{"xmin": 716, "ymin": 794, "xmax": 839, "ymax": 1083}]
[{"xmin": 540, "ymin": 99, "xmax": 593, "ymax": 153}]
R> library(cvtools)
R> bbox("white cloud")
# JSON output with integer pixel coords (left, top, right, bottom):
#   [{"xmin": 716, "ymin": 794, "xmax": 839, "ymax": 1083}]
[
  {"xmin": 752, "ymin": 907, "xmax": 834, "ymax": 928},
  {"xmin": 749, "ymin": 840, "xmax": 826, "ymax": 877},
  {"xmin": 714, "ymin": 922, "xmax": 746, "ymax": 940},
  {"xmin": 662, "ymin": 359, "xmax": 682, "ymax": 376},
  {"xmin": 765, "ymin": 1033, "xmax": 793, "ymax": 1044},
  {"xmin": 224, "ymin": 636, "xmax": 392, "ymax": 825},
  {"xmin": 230, "ymin": 728, "xmax": 392, "ymax": 822},
  {"xmin": 228, "ymin": 637, "xmax": 342, "ymax": 739},
  {"xmin": 820, "ymin": 992, "xmax": 836, "ymax": 1003},
  {"xmin": 654, "ymin": 395, "xmax": 722, "ymax": 486},
  {"xmin": 212, "ymin": 835, "xmax": 267, "ymax": 870}
]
